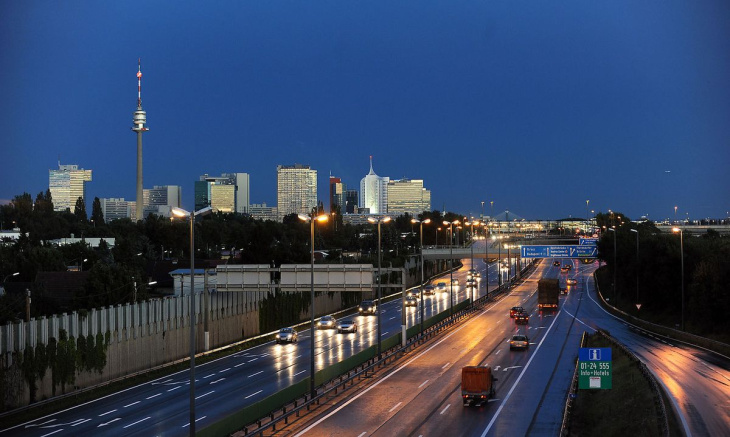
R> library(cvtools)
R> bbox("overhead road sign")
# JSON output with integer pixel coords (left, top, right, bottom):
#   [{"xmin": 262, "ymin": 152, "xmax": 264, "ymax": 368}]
[
  {"xmin": 521, "ymin": 245, "xmax": 598, "ymax": 258},
  {"xmin": 579, "ymin": 237, "xmax": 598, "ymax": 246}
]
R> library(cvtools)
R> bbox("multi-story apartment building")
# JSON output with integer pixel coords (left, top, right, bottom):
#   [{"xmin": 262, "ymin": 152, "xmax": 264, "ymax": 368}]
[
  {"xmin": 49, "ymin": 164, "xmax": 92, "ymax": 213},
  {"xmin": 143, "ymin": 185, "xmax": 182, "ymax": 218},
  {"xmin": 277, "ymin": 164, "xmax": 317, "ymax": 220},
  {"xmin": 249, "ymin": 203, "xmax": 278, "ymax": 221},
  {"xmin": 100, "ymin": 198, "xmax": 134, "ymax": 223}
]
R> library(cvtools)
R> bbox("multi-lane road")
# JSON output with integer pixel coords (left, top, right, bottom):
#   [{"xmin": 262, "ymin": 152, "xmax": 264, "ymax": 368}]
[
  {"xmin": 290, "ymin": 257, "xmax": 730, "ymax": 437},
  {"xmin": 4, "ymin": 250, "xmax": 728, "ymax": 436},
  {"xmin": 0, "ymin": 252, "xmax": 513, "ymax": 437}
]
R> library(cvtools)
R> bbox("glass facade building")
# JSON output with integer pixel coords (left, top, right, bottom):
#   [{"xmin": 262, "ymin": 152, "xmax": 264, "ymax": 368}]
[
  {"xmin": 359, "ymin": 157, "xmax": 388, "ymax": 214},
  {"xmin": 386, "ymin": 179, "xmax": 431, "ymax": 216},
  {"xmin": 49, "ymin": 164, "xmax": 92, "ymax": 213},
  {"xmin": 277, "ymin": 164, "xmax": 317, "ymax": 220}
]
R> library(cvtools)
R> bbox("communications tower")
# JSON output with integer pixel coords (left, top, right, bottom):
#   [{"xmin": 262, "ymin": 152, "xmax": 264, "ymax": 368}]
[{"xmin": 131, "ymin": 58, "xmax": 149, "ymax": 222}]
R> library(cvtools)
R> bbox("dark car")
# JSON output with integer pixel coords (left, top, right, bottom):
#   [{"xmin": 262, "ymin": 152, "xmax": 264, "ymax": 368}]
[
  {"xmin": 436, "ymin": 282, "xmax": 447, "ymax": 292},
  {"xmin": 275, "ymin": 327, "xmax": 298, "ymax": 344},
  {"xmin": 317, "ymin": 315, "xmax": 336, "ymax": 329},
  {"xmin": 509, "ymin": 334, "xmax": 529, "ymax": 350},
  {"xmin": 359, "ymin": 300, "xmax": 377, "ymax": 315},
  {"xmin": 560, "ymin": 265, "xmax": 570, "ymax": 272},
  {"xmin": 422, "ymin": 285, "xmax": 436, "ymax": 296},
  {"xmin": 553, "ymin": 261, "xmax": 561, "ymax": 267},
  {"xmin": 563, "ymin": 264, "xmax": 572, "ymax": 270},
  {"xmin": 509, "ymin": 306, "xmax": 525, "ymax": 318},
  {"xmin": 336, "ymin": 319, "xmax": 358, "ymax": 333},
  {"xmin": 515, "ymin": 312, "xmax": 529, "ymax": 325},
  {"xmin": 566, "ymin": 278, "xmax": 577, "ymax": 286},
  {"xmin": 404, "ymin": 296, "xmax": 418, "ymax": 307},
  {"xmin": 407, "ymin": 289, "xmax": 420, "ymax": 299}
]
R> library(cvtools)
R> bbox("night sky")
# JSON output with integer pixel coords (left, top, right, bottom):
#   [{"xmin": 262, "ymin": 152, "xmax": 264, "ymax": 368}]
[{"xmin": 2, "ymin": 1, "xmax": 729, "ymax": 221}]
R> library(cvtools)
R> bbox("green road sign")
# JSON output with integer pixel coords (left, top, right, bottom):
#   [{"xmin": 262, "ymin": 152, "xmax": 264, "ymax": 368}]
[{"xmin": 578, "ymin": 347, "xmax": 612, "ymax": 389}]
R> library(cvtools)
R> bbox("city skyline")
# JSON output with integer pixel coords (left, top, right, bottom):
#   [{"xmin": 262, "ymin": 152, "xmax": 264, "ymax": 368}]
[{"xmin": 2, "ymin": 2, "xmax": 728, "ymax": 221}]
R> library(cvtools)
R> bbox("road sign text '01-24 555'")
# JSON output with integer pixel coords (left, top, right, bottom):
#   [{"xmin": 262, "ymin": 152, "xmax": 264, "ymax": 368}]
[{"xmin": 578, "ymin": 347, "xmax": 612, "ymax": 389}]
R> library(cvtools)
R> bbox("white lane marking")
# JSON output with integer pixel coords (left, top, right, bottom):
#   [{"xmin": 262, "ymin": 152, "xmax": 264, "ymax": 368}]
[
  {"xmin": 442, "ymin": 362, "xmax": 451, "ymax": 369},
  {"xmin": 145, "ymin": 393, "xmax": 162, "ymax": 399},
  {"xmin": 71, "ymin": 419, "xmax": 91, "ymax": 426},
  {"xmin": 234, "ymin": 362, "xmax": 246, "ymax": 367},
  {"xmin": 203, "ymin": 374, "xmax": 215, "ymax": 379},
  {"xmin": 40, "ymin": 431, "xmax": 62, "ymax": 437},
  {"xmin": 495, "ymin": 349, "xmax": 501, "ymax": 355},
  {"xmin": 294, "ymin": 369, "xmax": 307, "ymax": 376},
  {"xmin": 97, "ymin": 418, "xmax": 121, "ymax": 427},
  {"xmin": 292, "ymin": 300, "xmax": 507, "ymax": 437},
  {"xmin": 562, "ymin": 308, "xmax": 597, "ymax": 332},
  {"xmin": 381, "ymin": 332, "xmax": 388, "ymax": 336},
  {"xmin": 389, "ymin": 402, "xmax": 403, "ymax": 412},
  {"xmin": 195, "ymin": 391, "xmax": 214, "ymax": 400},
  {"xmin": 24, "ymin": 419, "xmax": 56, "ymax": 427},
  {"xmin": 98, "ymin": 410, "xmax": 116, "ymax": 417},
  {"xmin": 480, "ymin": 307, "xmax": 562, "ymax": 437},
  {"xmin": 124, "ymin": 401, "xmax": 140, "ymax": 408},
  {"xmin": 219, "ymin": 367, "xmax": 231, "ymax": 373},
  {"xmin": 440, "ymin": 404, "xmax": 451, "ymax": 415},
  {"xmin": 181, "ymin": 416, "xmax": 207, "ymax": 427},
  {"xmin": 247, "ymin": 358, "xmax": 258, "ymax": 362},
  {"xmin": 168, "ymin": 386, "xmax": 182, "ymax": 392},
  {"xmin": 245, "ymin": 390, "xmax": 263, "ymax": 399},
  {"xmin": 248, "ymin": 370, "xmax": 264, "ymax": 378},
  {"xmin": 123, "ymin": 416, "xmax": 151, "ymax": 429},
  {"xmin": 389, "ymin": 317, "xmax": 396, "ymax": 320},
  {"xmin": 210, "ymin": 378, "xmax": 226, "ymax": 384},
  {"xmin": 295, "ymin": 355, "xmax": 303, "ymax": 359},
  {"xmin": 357, "ymin": 433, "xmax": 367, "ymax": 437},
  {"xmin": 503, "ymin": 366, "xmax": 522, "ymax": 371},
  {"xmin": 418, "ymin": 379, "xmax": 429, "ymax": 389}
]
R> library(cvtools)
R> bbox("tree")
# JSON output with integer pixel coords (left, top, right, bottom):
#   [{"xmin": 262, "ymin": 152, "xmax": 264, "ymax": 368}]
[
  {"xmin": 91, "ymin": 197, "xmax": 104, "ymax": 226},
  {"xmin": 74, "ymin": 197, "xmax": 87, "ymax": 222}
]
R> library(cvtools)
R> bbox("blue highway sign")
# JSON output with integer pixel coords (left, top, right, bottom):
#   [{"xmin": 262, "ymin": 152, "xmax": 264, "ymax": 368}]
[
  {"xmin": 579, "ymin": 237, "xmax": 598, "ymax": 246},
  {"xmin": 521, "ymin": 245, "xmax": 598, "ymax": 258}
]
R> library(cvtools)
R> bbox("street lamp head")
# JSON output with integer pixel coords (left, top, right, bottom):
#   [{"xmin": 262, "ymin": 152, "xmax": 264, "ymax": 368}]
[
  {"xmin": 315, "ymin": 214, "xmax": 329, "ymax": 222},
  {"xmin": 630, "ymin": 229, "xmax": 638, "ymax": 234},
  {"xmin": 443, "ymin": 220, "xmax": 450, "ymax": 226},
  {"xmin": 194, "ymin": 206, "xmax": 214, "ymax": 217},
  {"xmin": 382, "ymin": 216, "xmax": 391, "ymax": 223},
  {"xmin": 298, "ymin": 213, "xmax": 310, "ymax": 222},
  {"xmin": 411, "ymin": 218, "xmax": 418, "ymax": 224},
  {"xmin": 172, "ymin": 207, "xmax": 189, "ymax": 218},
  {"xmin": 368, "ymin": 217, "xmax": 377, "ymax": 224},
  {"xmin": 423, "ymin": 218, "xmax": 431, "ymax": 224},
  {"xmin": 672, "ymin": 227, "xmax": 681, "ymax": 233},
  {"xmin": 608, "ymin": 228, "xmax": 615, "ymax": 232}
]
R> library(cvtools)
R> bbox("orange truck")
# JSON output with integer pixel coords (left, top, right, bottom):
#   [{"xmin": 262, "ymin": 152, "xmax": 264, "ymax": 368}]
[{"xmin": 461, "ymin": 366, "xmax": 496, "ymax": 406}]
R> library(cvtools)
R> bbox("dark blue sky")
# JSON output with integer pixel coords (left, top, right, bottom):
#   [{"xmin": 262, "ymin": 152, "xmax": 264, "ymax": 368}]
[{"xmin": 2, "ymin": 1, "xmax": 728, "ymax": 221}]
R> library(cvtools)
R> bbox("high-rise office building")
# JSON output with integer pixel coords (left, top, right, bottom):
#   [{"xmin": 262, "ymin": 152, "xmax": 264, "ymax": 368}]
[
  {"xmin": 277, "ymin": 164, "xmax": 317, "ymax": 220},
  {"xmin": 143, "ymin": 185, "xmax": 181, "ymax": 218},
  {"xmin": 386, "ymin": 178, "xmax": 431, "ymax": 216},
  {"xmin": 49, "ymin": 164, "xmax": 92, "ymax": 213},
  {"xmin": 194, "ymin": 173, "xmax": 249, "ymax": 213},
  {"xmin": 329, "ymin": 176, "xmax": 345, "ymax": 213},
  {"xmin": 345, "ymin": 189, "xmax": 359, "ymax": 214},
  {"xmin": 359, "ymin": 156, "xmax": 388, "ymax": 215},
  {"xmin": 249, "ymin": 203, "xmax": 278, "ymax": 221}
]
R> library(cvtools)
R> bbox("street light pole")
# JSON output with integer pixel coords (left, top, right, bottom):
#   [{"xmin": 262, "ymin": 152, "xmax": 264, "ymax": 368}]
[
  {"xmin": 172, "ymin": 206, "xmax": 212, "ymax": 437},
  {"xmin": 368, "ymin": 216, "xmax": 391, "ymax": 357},
  {"xmin": 630, "ymin": 229, "xmax": 639, "ymax": 310},
  {"xmin": 412, "ymin": 218, "xmax": 430, "ymax": 334},
  {"xmin": 465, "ymin": 220, "xmax": 479, "ymax": 303},
  {"xmin": 443, "ymin": 220, "xmax": 459, "ymax": 315},
  {"xmin": 608, "ymin": 227, "xmax": 617, "ymax": 306},
  {"xmin": 299, "ymin": 212, "xmax": 328, "ymax": 397},
  {"xmin": 672, "ymin": 227, "xmax": 684, "ymax": 330}
]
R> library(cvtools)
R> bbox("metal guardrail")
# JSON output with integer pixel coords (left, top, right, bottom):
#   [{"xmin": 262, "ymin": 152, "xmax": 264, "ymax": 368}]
[{"xmin": 560, "ymin": 332, "xmax": 587, "ymax": 436}]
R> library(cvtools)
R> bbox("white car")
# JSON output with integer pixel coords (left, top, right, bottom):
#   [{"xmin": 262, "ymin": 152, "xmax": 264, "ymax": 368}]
[
  {"xmin": 436, "ymin": 282, "xmax": 447, "ymax": 292},
  {"xmin": 336, "ymin": 319, "xmax": 358, "ymax": 333},
  {"xmin": 317, "ymin": 315, "xmax": 336, "ymax": 329}
]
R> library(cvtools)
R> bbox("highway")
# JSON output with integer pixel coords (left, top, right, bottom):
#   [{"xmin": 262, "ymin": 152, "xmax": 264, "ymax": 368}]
[
  {"xmin": 0, "ymin": 253, "xmax": 516, "ymax": 437},
  {"xmin": 290, "ymin": 257, "xmax": 730, "ymax": 437}
]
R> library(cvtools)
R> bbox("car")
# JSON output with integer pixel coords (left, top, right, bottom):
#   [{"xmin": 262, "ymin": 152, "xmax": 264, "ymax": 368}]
[
  {"xmin": 436, "ymin": 282, "xmax": 447, "ymax": 292},
  {"xmin": 336, "ymin": 319, "xmax": 358, "ymax": 333},
  {"xmin": 404, "ymin": 296, "xmax": 418, "ymax": 307},
  {"xmin": 515, "ymin": 312, "xmax": 529, "ymax": 325},
  {"xmin": 467, "ymin": 269, "xmax": 476, "ymax": 279},
  {"xmin": 509, "ymin": 306, "xmax": 525, "ymax": 318},
  {"xmin": 509, "ymin": 334, "xmax": 529, "ymax": 350},
  {"xmin": 560, "ymin": 266, "xmax": 570, "ymax": 272},
  {"xmin": 566, "ymin": 278, "xmax": 578, "ymax": 286},
  {"xmin": 466, "ymin": 278, "xmax": 477, "ymax": 288},
  {"xmin": 553, "ymin": 261, "xmax": 561, "ymax": 267},
  {"xmin": 452, "ymin": 278, "xmax": 460, "ymax": 286},
  {"xmin": 275, "ymin": 327, "xmax": 298, "ymax": 344},
  {"xmin": 563, "ymin": 264, "xmax": 572, "ymax": 270},
  {"xmin": 422, "ymin": 285, "xmax": 436, "ymax": 296},
  {"xmin": 359, "ymin": 300, "xmax": 377, "ymax": 315},
  {"xmin": 317, "ymin": 315, "xmax": 336, "ymax": 329},
  {"xmin": 407, "ymin": 289, "xmax": 420, "ymax": 298}
]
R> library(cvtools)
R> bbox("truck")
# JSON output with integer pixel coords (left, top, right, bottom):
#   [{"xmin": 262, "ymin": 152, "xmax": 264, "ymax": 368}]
[
  {"xmin": 538, "ymin": 278, "xmax": 560, "ymax": 310},
  {"xmin": 461, "ymin": 366, "xmax": 496, "ymax": 406}
]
